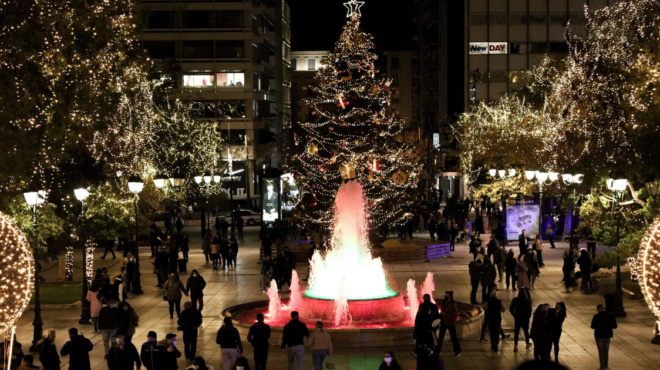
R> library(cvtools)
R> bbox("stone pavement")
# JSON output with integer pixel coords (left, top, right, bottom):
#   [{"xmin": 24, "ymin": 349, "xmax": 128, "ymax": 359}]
[{"xmin": 13, "ymin": 226, "xmax": 660, "ymax": 369}]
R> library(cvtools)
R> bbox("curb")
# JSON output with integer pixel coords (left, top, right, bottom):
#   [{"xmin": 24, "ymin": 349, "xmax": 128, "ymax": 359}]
[{"xmin": 27, "ymin": 301, "xmax": 81, "ymax": 310}]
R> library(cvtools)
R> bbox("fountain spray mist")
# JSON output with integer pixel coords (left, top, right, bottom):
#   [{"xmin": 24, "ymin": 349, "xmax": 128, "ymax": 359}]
[
  {"xmin": 306, "ymin": 180, "xmax": 395, "ymax": 301},
  {"xmin": 406, "ymin": 279, "xmax": 419, "ymax": 322},
  {"xmin": 420, "ymin": 272, "xmax": 436, "ymax": 304}
]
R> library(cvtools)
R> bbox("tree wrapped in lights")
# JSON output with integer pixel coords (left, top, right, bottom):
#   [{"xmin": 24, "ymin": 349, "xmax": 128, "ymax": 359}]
[{"xmin": 287, "ymin": 0, "xmax": 422, "ymax": 229}]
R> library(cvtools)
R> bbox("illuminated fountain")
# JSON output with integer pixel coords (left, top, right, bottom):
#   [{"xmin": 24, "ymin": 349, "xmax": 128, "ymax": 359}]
[{"xmin": 225, "ymin": 180, "xmax": 482, "ymax": 346}]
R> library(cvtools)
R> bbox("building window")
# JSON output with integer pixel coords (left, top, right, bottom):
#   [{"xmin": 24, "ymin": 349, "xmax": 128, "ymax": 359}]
[
  {"xmin": 143, "ymin": 41, "xmax": 175, "ymax": 59},
  {"xmin": 529, "ymin": 42, "xmax": 548, "ymax": 54},
  {"xmin": 291, "ymin": 58, "xmax": 298, "ymax": 70},
  {"xmin": 183, "ymin": 74, "xmax": 215, "ymax": 88},
  {"xmin": 549, "ymin": 42, "xmax": 568, "ymax": 53},
  {"xmin": 469, "ymin": 14, "xmax": 488, "ymax": 25},
  {"xmin": 391, "ymin": 57, "xmax": 400, "ymax": 70},
  {"xmin": 215, "ymin": 11, "xmax": 244, "ymax": 28},
  {"xmin": 489, "ymin": 71, "xmax": 507, "ymax": 83},
  {"xmin": 307, "ymin": 58, "xmax": 316, "ymax": 70},
  {"xmin": 217, "ymin": 72, "xmax": 245, "ymax": 87},
  {"xmin": 182, "ymin": 11, "xmax": 214, "ymax": 29},
  {"xmin": 147, "ymin": 11, "xmax": 174, "ymax": 29},
  {"xmin": 489, "ymin": 13, "xmax": 507, "ymax": 24},
  {"xmin": 182, "ymin": 41, "xmax": 214, "ymax": 59},
  {"xmin": 216, "ymin": 41, "xmax": 245, "ymax": 58},
  {"xmin": 510, "ymin": 42, "xmax": 527, "ymax": 54}
]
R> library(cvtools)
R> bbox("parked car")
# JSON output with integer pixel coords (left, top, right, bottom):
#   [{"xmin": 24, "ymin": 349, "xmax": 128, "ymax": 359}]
[{"xmin": 223, "ymin": 209, "xmax": 262, "ymax": 226}]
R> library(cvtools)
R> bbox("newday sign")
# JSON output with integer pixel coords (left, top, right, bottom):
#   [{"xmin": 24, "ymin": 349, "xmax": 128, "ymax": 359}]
[{"xmin": 469, "ymin": 42, "xmax": 508, "ymax": 54}]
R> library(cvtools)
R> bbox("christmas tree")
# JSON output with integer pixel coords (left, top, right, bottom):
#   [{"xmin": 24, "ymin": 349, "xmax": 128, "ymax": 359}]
[{"xmin": 288, "ymin": 0, "xmax": 422, "ymax": 229}]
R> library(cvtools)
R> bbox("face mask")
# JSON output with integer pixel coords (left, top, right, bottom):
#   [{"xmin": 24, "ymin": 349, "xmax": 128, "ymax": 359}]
[
  {"xmin": 148, "ymin": 339, "xmax": 156, "ymax": 344},
  {"xmin": 384, "ymin": 357, "xmax": 392, "ymax": 364},
  {"xmin": 193, "ymin": 274, "xmax": 198, "ymax": 277},
  {"xmin": 192, "ymin": 367, "xmax": 199, "ymax": 370},
  {"xmin": 237, "ymin": 367, "xmax": 245, "ymax": 370},
  {"xmin": 116, "ymin": 338, "xmax": 122, "ymax": 344},
  {"xmin": 171, "ymin": 340, "xmax": 177, "ymax": 345}
]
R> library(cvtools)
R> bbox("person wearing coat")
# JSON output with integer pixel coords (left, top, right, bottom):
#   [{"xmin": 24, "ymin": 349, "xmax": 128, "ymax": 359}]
[
  {"xmin": 518, "ymin": 229, "xmax": 532, "ymax": 255},
  {"xmin": 468, "ymin": 258, "xmax": 482, "ymax": 304},
  {"xmin": 186, "ymin": 269, "xmax": 207, "ymax": 312},
  {"xmin": 516, "ymin": 256, "xmax": 530, "ymax": 290},
  {"xmin": 36, "ymin": 329, "xmax": 60, "ymax": 370},
  {"xmin": 437, "ymin": 291, "xmax": 461, "ymax": 356},
  {"xmin": 480, "ymin": 258, "xmax": 496, "ymax": 303},
  {"xmin": 484, "ymin": 288, "xmax": 505, "ymax": 352},
  {"xmin": 60, "ymin": 328, "xmax": 93, "ymax": 370},
  {"xmin": 548, "ymin": 302, "xmax": 567, "ymax": 362},
  {"xmin": 202, "ymin": 230, "xmax": 212, "ymax": 263},
  {"xmin": 533, "ymin": 234, "xmax": 545, "ymax": 267},
  {"xmin": 163, "ymin": 273, "xmax": 188, "ymax": 318},
  {"xmin": 306, "ymin": 321, "xmax": 333, "ymax": 370},
  {"xmin": 509, "ymin": 289, "xmax": 533, "ymax": 351},
  {"xmin": 211, "ymin": 231, "xmax": 221, "ymax": 270},
  {"xmin": 530, "ymin": 304, "xmax": 551, "ymax": 361},
  {"xmin": 117, "ymin": 301, "xmax": 139, "ymax": 344},
  {"xmin": 577, "ymin": 248, "xmax": 593, "ymax": 293},
  {"xmin": 86, "ymin": 280, "xmax": 103, "ymax": 332},
  {"xmin": 505, "ymin": 249, "xmax": 518, "ymax": 290},
  {"xmin": 562, "ymin": 248, "xmax": 577, "ymax": 293},
  {"xmin": 523, "ymin": 249, "xmax": 540, "ymax": 289}
]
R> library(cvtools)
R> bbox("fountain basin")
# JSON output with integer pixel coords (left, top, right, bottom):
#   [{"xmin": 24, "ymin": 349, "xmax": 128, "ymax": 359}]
[
  {"xmin": 302, "ymin": 292, "xmax": 405, "ymax": 322},
  {"xmin": 224, "ymin": 298, "xmax": 484, "ymax": 348}
]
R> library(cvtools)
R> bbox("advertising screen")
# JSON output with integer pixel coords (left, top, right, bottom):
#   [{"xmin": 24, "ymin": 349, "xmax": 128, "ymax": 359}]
[
  {"xmin": 262, "ymin": 178, "xmax": 280, "ymax": 227},
  {"xmin": 506, "ymin": 199, "xmax": 539, "ymax": 240}
]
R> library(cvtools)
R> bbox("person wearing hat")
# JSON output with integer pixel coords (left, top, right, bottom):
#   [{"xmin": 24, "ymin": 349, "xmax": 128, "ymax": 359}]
[
  {"xmin": 140, "ymin": 331, "xmax": 161, "ymax": 370},
  {"xmin": 437, "ymin": 291, "xmax": 461, "ymax": 357},
  {"xmin": 157, "ymin": 333, "xmax": 182, "ymax": 370}
]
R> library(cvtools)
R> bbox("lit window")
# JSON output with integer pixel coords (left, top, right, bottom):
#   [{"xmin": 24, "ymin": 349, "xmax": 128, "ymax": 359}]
[
  {"xmin": 183, "ymin": 74, "xmax": 215, "ymax": 88},
  {"xmin": 217, "ymin": 72, "xmax": 245, "ymax": 87},
  {"xmin": 308, "ymin": 59, "xmax": 316, "ymax": 70}
]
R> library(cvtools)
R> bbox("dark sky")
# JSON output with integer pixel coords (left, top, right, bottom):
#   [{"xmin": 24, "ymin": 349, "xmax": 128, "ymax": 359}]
[{"xmin": 288, "ymin": 0, "xmax": 415, "ymax": 51}]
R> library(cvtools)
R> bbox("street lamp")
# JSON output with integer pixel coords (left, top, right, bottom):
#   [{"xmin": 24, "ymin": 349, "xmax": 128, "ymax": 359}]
[
  {"xmin": 23, "ymin": 189, "xmax": 45, "ymax": 350},
  {"xmin": 127, "ymin": 175, "xmax": 144, "ymax": 294},
  {"xmin": 154, "ymin": 174, "xmax": 185, "ymax": 234},
  {"xmin": 489, "ymin": 168, "xmax": 516, "ymax": 245},
  {"xmin": 195, "ymin": 173, "xmax": 221, "ymax": 234},
  {"xmin": 73, "ymin": 187, "xmax": 91, "ymax": 325},
  {"xmin": 606, "ymin": 177, "xmax": 628, "ymax": 317}
]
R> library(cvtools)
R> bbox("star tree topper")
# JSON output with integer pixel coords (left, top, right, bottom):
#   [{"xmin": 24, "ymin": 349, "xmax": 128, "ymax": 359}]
[{"xmin": 344, "ymin": 0, "xmax": 365, "ymax": 18}]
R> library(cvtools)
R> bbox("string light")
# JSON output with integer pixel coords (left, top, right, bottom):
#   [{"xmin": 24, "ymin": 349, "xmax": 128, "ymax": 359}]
[
  {"xmin": 639, "ymin": 217, "xmax": 660, "ymax": 323},
  {"xmin": 0, "ymin": 212, "xmax": 35, "ymax": 333},
  {"xmin": 85, "ymin": 239, "xmax": 95, "ymax": 285},
  {"xmin": 286, "ymin": 1, "xmax": 423, "ymax": 229}
]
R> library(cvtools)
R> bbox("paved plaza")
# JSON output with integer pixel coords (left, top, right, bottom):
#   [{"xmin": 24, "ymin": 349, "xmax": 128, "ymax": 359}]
[{"xmin": 15, "ymin": 226, "xmax": 660, "ymax": 369}]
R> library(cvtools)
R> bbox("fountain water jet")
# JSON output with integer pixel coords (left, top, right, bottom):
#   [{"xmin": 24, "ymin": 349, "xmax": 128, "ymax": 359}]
[
  {"xmin": 406, "ymin": 279, "xmax": 419, "ymax": 322},
  {"xmin": 420, "ymin": 272, "xmax": 436, "ymax": 304},
  {"xmin": 288, "ymin": 270, "xmax": 302, "ymax": 310},
  {"xmin": 266, "ymin": 281, "xmax": 281, "ymax": 320}
]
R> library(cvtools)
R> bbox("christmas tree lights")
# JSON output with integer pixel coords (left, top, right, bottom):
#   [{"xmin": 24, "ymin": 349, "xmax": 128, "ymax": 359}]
[
  {"xmin": 0, "ymin": 212, "xmax": 35, "ymax": 332},
  {"xmin": 287, "ymin": 0, "xmax": 422, "ymax": 229}
]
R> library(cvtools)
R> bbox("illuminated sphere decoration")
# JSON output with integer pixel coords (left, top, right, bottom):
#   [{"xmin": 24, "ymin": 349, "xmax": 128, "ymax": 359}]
[
  {"xmin": 639, "ymin": 217, "xmax": 660, "ymax": 319},
  {"xmin": 0, "ymin": 212, "xmax": 35, "ymax": 332}
]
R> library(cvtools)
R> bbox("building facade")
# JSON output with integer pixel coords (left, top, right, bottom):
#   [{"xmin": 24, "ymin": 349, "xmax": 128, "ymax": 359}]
[
  {"xmin": 289, "ymin": 51, "xmax": 329, "ymax": 125},
  {"xmin": 383, "ymin": 51, "xmax": 420, "ymax": 128},
  {"xmin": 139, "ymin": 0, "xmax": 291, "ymax": 209}
]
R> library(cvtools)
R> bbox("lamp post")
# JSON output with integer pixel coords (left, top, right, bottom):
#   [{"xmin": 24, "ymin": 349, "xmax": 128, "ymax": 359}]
[
  {"xmin": 154, "ymin": 174, "xmax": 185, "ymax": 235},
  {"xmin": 73, "ymin": 188, "xmax": 91, "ymax": 325},
  {"xmin": 607, "ymin": 178, "xmax": 628, "ymax": 317},
  {"xmin": 488, "ymin": 168, "xmax": 516, "ymax": 245},
  {"xmin": 24, "ymin": 189, "xmax": 45, "ymax": 350},
  {"xmin": 194, "ymin": 174, "xmax": 221, "ymax": 234},
  {"xmin": 128, "ymin": 176, "xmax": 144, "ymax": 294}
]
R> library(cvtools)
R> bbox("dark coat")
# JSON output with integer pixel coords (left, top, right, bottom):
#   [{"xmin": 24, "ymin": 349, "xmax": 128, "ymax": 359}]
[
  {"xmin": 98, "ymin": 306, "xmax": 120, "ymax": 330},
  {"xmin": 178, "ymin": 308, "xmax": 203, "ymax": 332},
  {"xmin": 60, "ymin": 335, "xmax": 93, "ymax": 370},
  {"xmin": 247, "ymin": 322, "xmax": 271, "ymax": 348},
  {"xmin": 216, "ymin": 325, "xmax": 243, "ymax": 351},
  {"xmin": 509, "ymin": 296, "xmax": 532, "ymax": 323},
  {"xmin": 530, "ymin": 311, "xmax": 549, "ymax": 339},
  {"xmin": 107, "ymin": 343, "xmax": 141, "ymax": 370},
  {"xmin": 156, "ymin": 340, "xmax": 181, "ymax": 370},
  {"xmin": 186, "ymin": 273, "xmax": 207, "ymax": 297},
  {"xmin": 37, "ymin": 338, "xmax": 60, "ymax": 370},
  {"xmin": 591, "ymin": 311, "xmax": 617, "ymax": 338},
  {"xmin": 140, "ymin": 341, "xmax": 160, "ymax": 370}
]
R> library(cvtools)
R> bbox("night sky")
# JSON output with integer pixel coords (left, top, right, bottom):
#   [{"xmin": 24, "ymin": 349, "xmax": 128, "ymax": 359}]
[{"xmin": 288, "ymin": 0, "xmax": 415, "ymax": 52}]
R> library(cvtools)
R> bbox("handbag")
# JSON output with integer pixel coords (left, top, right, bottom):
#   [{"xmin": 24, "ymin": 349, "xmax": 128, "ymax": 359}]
[{"xmin": 325, "ymin": 356, "xmax": 336, "ymax": 369}]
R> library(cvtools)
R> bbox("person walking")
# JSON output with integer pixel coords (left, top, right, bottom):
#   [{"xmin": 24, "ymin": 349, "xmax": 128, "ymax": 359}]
[
  {"xmin": 157, "ymin": 333, "xmax": 182, "ymax": 370},
  {"xmin": 530, "ymin": 304, "xmax": 551, "ymax": 361},
  {"xmin": 107, "ymin": 334, "xmax": 141, "ymax": 370},
  {"xmin": 505, "ymin": 249, "xmax": 518, "ymax": 290},
  {"xmin": 307, "ymin": 321, "xmax": 333, "ymax": 370},
  {"xmin": 125, "ymin": 252, "xmax": 137, "ymax": 293},
  {"xmin": 523, "ymin": 249, "xmax": 540, "ymax": 290},
  {"xmin": 153, "ymin": 246, "xmax": 170, "ymax": 288},
  {"xmin": 186, "ymin": 269, "xmax": 207, "ymax": 312},
  {"xmin": 379, "ymin": 351, "xmax": 403, "ymax": 370},
  {"xmin": 562, "ymin": 248, "xmax": 577, "ymax": 293},
  {"xmin": 533, "ymin": 234, "xmax": 545, "ymax": 267},
  {"xmin": 180, "ymin": 231, "xmax": 190, "ymax": 262},
  {"xmin": 493, "ymin": 242, "xmax": 506, "ymax": 283},
  {"xmin": 591, "ymin": 304, "xmax": 617, "ymax": 370},
  {"xmin": 518, "ymin": 229, "xmax": 531, "ymax": 255},
  {"xmin": 216, "ymin": 317, "xmax": 243, "ymax": 370},
  {"xmin": 98, "ymin": 299, "xmax": 120, "ymax": 359},
  {"xmin": 509, "ymin": 289, "xmax": 533, "ymax": 352},
  {"xmin": 140, "ymin": 331, "xmax": 161, "ymax": 370},
  {"xmin": 413, "ymin": 294, "xmax": 440, "ymax": 354},
  {"xmin": 247, "ymin": 313, "xmax": 271, "ymax": 370},
  {"xmin": 484, "ymin": 287, "xmax": 505, "ymax": 352},
  {"xmin": 86, "ymin": 280, "xmax": 103, "ymax": 332},
  {"xmin": 164, "ymin": 273, "xmax": 188, "ymax": 318},
  {"xmin": 437, "ymin": 291, "xmax": 461, "ymax": 357},
  {"xmin": 449, "ymin": 223, "xmax": 458, "ymax": 251},
  {"xmin": 60, "ymin": 328, "xmax": 93, "ymax": 370},
  {"xmin": 549, "ymin": 302, "xmax": 567, "ymax": 362},
  {"xmin": 468, "ymin": 258, "xmax": 482, "ymax": 304},
  {"xmin": 517, "ymin": 255, "xmax": 530, "ymax": 290},
  {"xmin": 577, "ymin": 248, "xmax": 593, "ymax": 293},
  {"xmin": 117, "ymin": 301, "xmax": 139, "ymax": 344},
  {"xmin": 220, "ymin": 236, "xmax": 230, "ymax": 270},
  {"xmin": 178, "ymin": 302, "xmax": 203, "ymax": 362},
  {"xmin": 101, "ymin": 240, "xmax": 117, "ymax": 259},
  {"xmin": 211, "ymin": 231, "xmax": 221, "ymax": 270},
  {"xmin": 202, "ymin": 229, "xmax": 212, "ymax": 263},
  {"xmin": 35, "ymin": 329, "xmax": 60, "ymax": 370},
  {"xmin": 481, "ymin": 257, "xmax": 496, "ymax": 303},
  {"xmin": 281, "ymin": 311, "xmax": 310, "ymax": 370}
]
